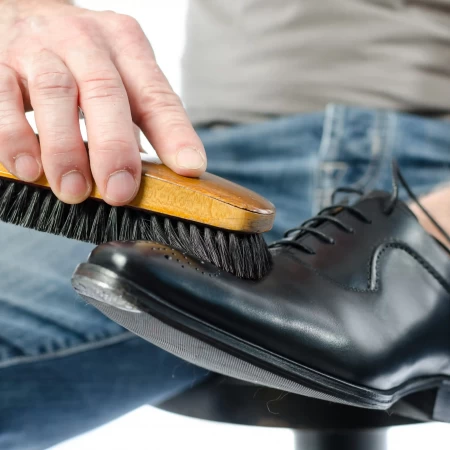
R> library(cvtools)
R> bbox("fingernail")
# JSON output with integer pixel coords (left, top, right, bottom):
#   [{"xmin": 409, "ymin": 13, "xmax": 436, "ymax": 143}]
[
  {"xmin": 14, "ymin": 154, "xmax": 41, "ymax": 182},
  {"xmin": 106, "ymin": 170, "xmax": 138, "ymax": 204},
  {"xmin": 60, "ymin": 170, "xmax": 90, "ymax": 201},
  {"xmin": 176, "ymin": 147, "xmax": 205, "ymax": 170}
]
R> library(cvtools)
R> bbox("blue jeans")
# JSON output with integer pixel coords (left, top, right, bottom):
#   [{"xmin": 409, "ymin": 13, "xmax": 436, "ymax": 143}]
[{"xmin": 1, "ymin": 105, "xmax": 450, "ymax": 449}]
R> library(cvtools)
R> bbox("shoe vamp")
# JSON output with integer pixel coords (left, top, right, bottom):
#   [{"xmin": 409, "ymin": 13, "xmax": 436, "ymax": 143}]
[
  {"xmin": 87, "ymin": 237, "xmax": 450, "ymax": 391},
  {"xmin": 138, "ymin": 245, "xmax": 450, "ymax": 390}
]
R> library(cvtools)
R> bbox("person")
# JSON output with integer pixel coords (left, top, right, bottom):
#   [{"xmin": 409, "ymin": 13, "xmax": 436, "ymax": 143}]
[{"xmin": 0, "ymin": 0, "xmax": 450, "ymax": 448}]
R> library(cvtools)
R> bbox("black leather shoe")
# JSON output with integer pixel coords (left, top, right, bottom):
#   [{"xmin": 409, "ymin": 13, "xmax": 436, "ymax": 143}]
[{"xmin": 72, "ymin": 169, "xmax": 450, "ymax": 421}]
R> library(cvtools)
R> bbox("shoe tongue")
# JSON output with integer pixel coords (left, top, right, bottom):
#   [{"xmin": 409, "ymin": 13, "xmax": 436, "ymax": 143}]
[
  {"xmin": 322, "ymin": 190, "xmax": 390, "ymax": 218},
  {"xmin": 318, "ymin": 189, "xmax": 413, "ymax": 224},
  {"xmin": 351, "ymin": 189, "xmax": 418, "ymax": 222},
  {"xmin": 287, "ymin": 188, "xmax": 420, "ymax": 249},
  {"xmin": 327, "ymin": 189, "xmax": 389, "ymax": 212},
  {"xmin": 360, "ymin": 190, "xmax": 391, "ymax": 200}
]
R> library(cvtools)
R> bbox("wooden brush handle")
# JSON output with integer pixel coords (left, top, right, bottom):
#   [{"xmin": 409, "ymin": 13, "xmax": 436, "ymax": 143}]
[{"xmin": 0, "ymin": 155, "xmax": 275, "ymax": 233}]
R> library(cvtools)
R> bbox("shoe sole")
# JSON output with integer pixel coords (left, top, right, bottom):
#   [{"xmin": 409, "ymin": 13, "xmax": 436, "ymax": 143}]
[{"xmin": 72, "ymin": 262, "xmax": 450, "ymax": 421}]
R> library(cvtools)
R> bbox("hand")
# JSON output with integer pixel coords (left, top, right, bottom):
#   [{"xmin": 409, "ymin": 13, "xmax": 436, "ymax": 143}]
[
  {"xmin": 409, "ymin": 185, "xmax": 450, "ymax": 247},
  {"xmin": 0, "ymin": 1, "xmax": 207, "ymax": 205}
]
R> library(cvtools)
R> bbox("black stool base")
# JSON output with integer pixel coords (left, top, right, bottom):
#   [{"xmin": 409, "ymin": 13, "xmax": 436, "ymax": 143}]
[
  {"xmin": 158, "ymin": 375, "xmax": 422, "ymax": 449},
  {"xmin": 294, "ymin": 429, "xmax": 387, "ymax": 450}
]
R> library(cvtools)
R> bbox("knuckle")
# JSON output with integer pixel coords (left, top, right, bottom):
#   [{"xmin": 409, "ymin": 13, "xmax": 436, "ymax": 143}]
[
  {"xmin": 0, "ymin": 122, "xmax": 29, "ymax": 146},
  {"xmin": 94, "ymin": 137, "xmax": 134, "ymax": 154},
  {"xmin": 65, "ymin": 17, "xmax": 93, "ymax": 38},
  {"xmin": 45, "ymin": 129, "xmax": 80, "ymax": 149},
  {"xmin": 107, "ymin": 13, "xmax": 147, "ymax": 57},
  {"xmin": 58, "ymin": 20, "xmax": 98, "ymax": 51},
  {"xmin": 113, "ymin": 13, "xmax": 141, "ymax": 31},
  {"xmin": 138, "ymin": 87, "xmax": 182, "ymax": 118},
  {"xmin": 0, "ymin": 110, "xmax": 21, "ymax": 131},
  {"xmin": 69, "ymin": 31, "xmax": 94, "ymax": 50},
  {"xmin": 80, "ymin": 72, "xmax": 124, "ymax": 102},
  {"xmin": 99, "ymin": 9, "xmax": 117, "ymax": 16},
  {"xmin": 32, "ymin": 71, "xmax": 77, "ymax": 99},
  {"xmin": 95, "ymin": 10, "xmax": 118, "ymax": 26},
  {"xmin": 162, "ymin": 120, "xmax": 194, "ymax": 135}
]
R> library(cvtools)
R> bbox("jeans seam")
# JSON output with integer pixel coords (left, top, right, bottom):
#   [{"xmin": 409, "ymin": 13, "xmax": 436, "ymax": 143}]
[
  {"xmin": 380, "ymin": 111, "xmax": 397, "ymax": 187},
  {"xmin": 314, "ymin": 106, "xmax": 397, "ymax": 211},
  {"xmin": 352, "ymin": 110, "xmax": 394, "ymax": 193},
  {"xmin": 313, "ymin": 104, "xmax": 345, "ymax": 212},
  {"xmin": 0, "ymin": 331, "xmax": 135, "ymax": 369}
]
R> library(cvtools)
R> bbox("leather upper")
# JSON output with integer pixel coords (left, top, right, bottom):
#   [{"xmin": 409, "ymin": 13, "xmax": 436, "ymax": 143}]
[{"xmin": 87, "ymin": 192, "xmax": 450, "ymax": 392}]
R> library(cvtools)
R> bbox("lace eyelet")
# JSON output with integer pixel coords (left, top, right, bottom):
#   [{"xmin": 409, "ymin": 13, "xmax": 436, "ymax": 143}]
[{"xmin": 328, "ymin": 238, "xmax": 336, "ymax": 245}]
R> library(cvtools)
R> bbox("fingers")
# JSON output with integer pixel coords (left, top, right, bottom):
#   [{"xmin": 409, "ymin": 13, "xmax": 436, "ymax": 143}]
[
  {"xmin": 3, "ymin": 12, "xmax": 204, "ymax": 211},
  {"xmin": 109, "ymin": 15, "xmax": 207, "ymax": 177},
  {"xmin": 27, "ymin": 50, "xmax": 92, "ymax": 204},
  {"xmin": 0, "ymin": 64, "xmax": 41, "ymax": 182},
  {"xmin": 64, "ymin": 45, "xmax": 141, "ymax": 206}
]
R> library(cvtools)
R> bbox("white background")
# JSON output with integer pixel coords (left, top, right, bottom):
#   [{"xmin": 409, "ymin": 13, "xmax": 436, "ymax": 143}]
[
  {"xmin": 45, "ymin": 1, "xmax": 450, "ymax": 448},
  {"xmin": 80, "ymin": 0, "xmax": 188, "ymax": 95}
]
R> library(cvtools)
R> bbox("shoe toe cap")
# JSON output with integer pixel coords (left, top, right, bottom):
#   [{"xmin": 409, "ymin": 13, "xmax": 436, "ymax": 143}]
[{"xmin": 85, "ymin": 240, "xmax": 222, "ymax": 292}]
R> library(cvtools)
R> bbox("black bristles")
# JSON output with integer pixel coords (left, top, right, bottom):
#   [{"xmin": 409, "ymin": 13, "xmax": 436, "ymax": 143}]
[
  {"xmin": 164, "ymin": 218, "xmax": 183, "ymax": 249},
  {"xmin": 60, "ymin": 204, "xmax": 78, "ymax": 237},
  {"xmin": 89, "ymin": 203, "xmax": 106, "ymax": 243},
  {"xmin": 215, "ymin": 230, "xmax": 233, "ymax": 274},
  {"xmin": 36, "ymin": 192, "xmax": 54, "ymax": 232},
  {"xmin": 45, "ymin": 198, "xmax": 65, "ymax": 234},
  {"xmin": 105, "ymin": 207, "xmax": 118, "ymax": 242},
  {"xmin": 148, "ymin": 215, "xmax": 168, "ymax": 245},
  {"xmin": 73, "ymin": 208, "xmax": 90, "ymax": 241},
  {"xmin": 0, "ymin": 182, "xmax": 14, "ymax": 218},
  {"xmin": 203, "ymin": 227, "xmax": 221, "ymax": 268},
  {"xmin": 7, "ymin": 184, "xmax": 28, "ymax": 225},
  {"xmin": 0, "ymin": 178, "xmax": 272, "ymax": 280},
  {"xmin": 22, "ymin": 188, "xmax": 41, "ymax": 228},
  {"xmin": 229, "ymin": 234, "xmax": 244, "ymax": 278},
  {"xmin": 177, "ymin": 221, "xmax": 192, "ymax": 250},
  {"xmin": 190, "ymin": 223, "xmax": 209, "ymax": 261},
  {"xmin": 118, "ymin": 208, "xmax": 131, "ymax": 241}
]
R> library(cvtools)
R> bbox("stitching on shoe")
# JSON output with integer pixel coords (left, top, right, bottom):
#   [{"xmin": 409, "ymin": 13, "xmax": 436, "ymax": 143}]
[{"xmin": 370, "ymin": 242, "xmax": 450, "ymax": 293}]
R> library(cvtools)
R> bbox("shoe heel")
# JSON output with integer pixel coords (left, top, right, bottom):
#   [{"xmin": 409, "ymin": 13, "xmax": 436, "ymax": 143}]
[{"xmin": 432, "ymin": 381, "xmax": 450, "ymax": 422}]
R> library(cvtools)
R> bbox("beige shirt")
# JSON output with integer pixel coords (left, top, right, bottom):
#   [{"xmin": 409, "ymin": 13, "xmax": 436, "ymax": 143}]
[{"xmin": 182, "ymin": 0, "xmax": 450, "ymax": 124}]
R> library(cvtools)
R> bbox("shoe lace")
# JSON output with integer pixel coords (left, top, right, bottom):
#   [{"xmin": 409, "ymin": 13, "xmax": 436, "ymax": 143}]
[{"xmin": 268, "ymin": 161, "xmax": 450, "ymax": 255}]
